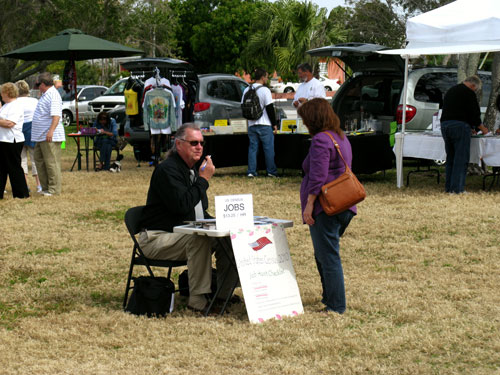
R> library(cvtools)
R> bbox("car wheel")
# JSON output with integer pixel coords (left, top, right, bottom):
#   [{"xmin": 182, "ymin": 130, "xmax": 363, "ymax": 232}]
[
  {"xmin": 284, "ymin": 87, "xmax": 295, "ymax": 93},
  {"xmin": 325, "ymin": 86, "xmax": 332, "ymax": 92},
  {"xmin": 62, "ymin": 110, "xmax": 73, "ymax": 127}
]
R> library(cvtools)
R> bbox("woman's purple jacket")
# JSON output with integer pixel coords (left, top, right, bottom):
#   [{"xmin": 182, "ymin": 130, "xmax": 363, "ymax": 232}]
[{"xmin": 300, "ymin": 130, "xmax": 357, "ymax": 220}]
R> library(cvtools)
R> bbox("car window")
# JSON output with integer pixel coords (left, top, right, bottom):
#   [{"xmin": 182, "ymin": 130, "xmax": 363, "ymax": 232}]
[
  {"xmin": 80, "ymin": 88, "xmax": 94, "ymax": 100},
  {"xmin": 62, "ymin": 87, "xmax": 83, "ymax": 101},
  {"xmin": 93, "ymin": 87, "xmax": 106, "ymax": 98},
  {"xmin": 104, "ymin": 80, "xmax": 127, "ymax": 96},
  {"xmin": 414, "ymin": 72, "xmax": 456, "ymax": 106},
  {"xmin": 237, "ymin": 81, "xmax": 248, "ymax": 96},
  {"xmin": 206, "ymin": 80, "xmax": 242, "ymax": 102}
]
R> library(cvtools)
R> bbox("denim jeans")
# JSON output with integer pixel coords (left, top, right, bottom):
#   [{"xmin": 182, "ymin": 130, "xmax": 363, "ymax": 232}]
[
  {"xmin": 309, "ymin": 209, "xmax": 354, "ymax": 313},
  {"xmin": 441, "ymin": 120, "xmax": 471, "ymax": 193},
  {"xmin": 95, "ymin": 137, "xmax": 116, "ymax": 170},
  {"xmin": 247, "ymin": 125, "xmax": 277, "ymax": 175}
]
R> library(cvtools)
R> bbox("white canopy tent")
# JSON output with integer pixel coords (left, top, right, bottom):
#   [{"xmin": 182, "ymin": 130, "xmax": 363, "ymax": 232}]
[{"xmin": 378, "ymin": 0, "xmax": 500, "ymax": 187}]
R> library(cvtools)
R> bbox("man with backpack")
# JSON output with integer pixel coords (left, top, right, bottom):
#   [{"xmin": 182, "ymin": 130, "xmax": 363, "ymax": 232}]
[{"xmin": 241, "ymin": 68, "xmax": 278, "ymax": 178}]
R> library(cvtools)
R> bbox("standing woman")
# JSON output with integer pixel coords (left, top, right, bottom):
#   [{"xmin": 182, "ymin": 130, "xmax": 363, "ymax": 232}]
[
  {"xmin": 297, "ymin": 98, "xmax": 357, "ymax": 314},
  {"xmin": 93, "ymin": 111, "xmax": 117, "ymax": 171},
  {"xmin": 15, "ymin": 80, "xmax": 41, "ymax": 192},
  {"xmin": 0, "ymin": 83, "xmax": 30, "ymax": 199}
]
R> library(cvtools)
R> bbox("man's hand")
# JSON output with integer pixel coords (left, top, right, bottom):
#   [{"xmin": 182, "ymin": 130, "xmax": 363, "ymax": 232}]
[
  {"xmin": 293, "ymin": 97, "xmax": 307, "ymax": 108},
  {"xmin": 46, "ymin": 129, "xmax": 54, "ymax": 142},
  {"xmin": 478, "ymin": 124, "xmax": 489, "ymax": 135},
  {"xmin": 198, "ymin": 156, "xmax": 215, "ymax": 181}
]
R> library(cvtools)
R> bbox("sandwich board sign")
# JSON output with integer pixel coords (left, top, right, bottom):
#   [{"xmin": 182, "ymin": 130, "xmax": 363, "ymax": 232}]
[{"xmin": 229, "ymin": 223, "xmax": 303, "ymax": 323}]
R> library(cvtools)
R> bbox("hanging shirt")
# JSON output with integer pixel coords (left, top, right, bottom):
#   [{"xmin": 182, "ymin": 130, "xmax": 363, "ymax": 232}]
[
  {"xmin": 141, "ymin": 77, "xmax": 172, "ymax": 107},
  {"xmin": 143, "ymin": 77, "xmax": 171, "ymax": 91},
  {"xmin": 143, "ymin": 88, "xmax": 176, "ymax": 135},
  {"xmin": 124, "ymin": 88, "xmax": 139, "ymax": 115},
  {"xmin": 172, "ymin": 84, "xmax": 185, "ymax": 131}
]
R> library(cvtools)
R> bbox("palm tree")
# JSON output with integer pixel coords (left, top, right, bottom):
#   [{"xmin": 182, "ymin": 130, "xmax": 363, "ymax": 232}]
[{"xmin": 244, "ymin": 0, "xmax": 326, "ymax": 77}]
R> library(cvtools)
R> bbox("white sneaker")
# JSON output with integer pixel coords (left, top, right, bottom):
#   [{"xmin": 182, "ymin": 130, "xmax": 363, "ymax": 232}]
[
  {"xmin": 36, "ymin": 186, "xmax": 43, "ymax": 193},
  {"xmin": 247, "ymin": 173, "xmax": 256, "ymax": 178},
  {"xmin": 42, "ymin": 191, "xmax": 53, "ymax": 196}
]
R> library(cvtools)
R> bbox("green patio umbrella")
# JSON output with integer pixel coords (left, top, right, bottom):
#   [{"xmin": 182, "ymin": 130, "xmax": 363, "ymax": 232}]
[{"xmin": 2, "ymin": 29, "xmax": 143, "ymax": 128}]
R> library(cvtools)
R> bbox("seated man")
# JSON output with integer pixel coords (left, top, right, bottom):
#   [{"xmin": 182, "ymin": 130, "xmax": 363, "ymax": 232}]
[{"xmin": 138, "ymin": 123, "xmax": 239, "ymax": 313}]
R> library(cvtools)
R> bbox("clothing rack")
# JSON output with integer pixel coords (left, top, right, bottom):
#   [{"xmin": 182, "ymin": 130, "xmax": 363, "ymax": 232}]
[{"xmin": 171, "ymin": 70, "xmax": 188, "ymax": 78}]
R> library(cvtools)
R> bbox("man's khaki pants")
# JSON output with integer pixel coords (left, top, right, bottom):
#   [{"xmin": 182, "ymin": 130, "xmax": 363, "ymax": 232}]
[
  {"xmin": 138, "ymin": 230, "xmax": 239, "ymax": 309},
  {"xmin": 34, "ymin": 141, "xmax": 62, "ymax": 195}
]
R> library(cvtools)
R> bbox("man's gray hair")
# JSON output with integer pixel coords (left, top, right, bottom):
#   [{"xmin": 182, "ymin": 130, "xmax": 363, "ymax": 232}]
[
  {"xmin": 165, "ymin": 123, "xmax": 201, "ymax": 158},
  {"xmin": 37, "ymin": 72, "xmax": 54, "ymax": 86},
  {"xmin": 464, "ymin": 75, "xmax": 482, "ymax": 91}
]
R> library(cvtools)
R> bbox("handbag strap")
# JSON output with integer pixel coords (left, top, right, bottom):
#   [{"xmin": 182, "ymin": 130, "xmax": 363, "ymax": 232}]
[{"xmin": 322, "ymin": 131, "xmax": 351, "ymax": 172}]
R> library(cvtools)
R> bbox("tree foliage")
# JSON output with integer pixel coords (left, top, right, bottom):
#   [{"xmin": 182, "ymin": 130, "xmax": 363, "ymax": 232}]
[
  {"xmin": 124, "ymin": 0, "xmax": 178, "ymax": 58},
  {"xmin": 243, "ymin": 0, "xmax": 328, "ymax": 77},
  {"xmin": 188, "ymin": 0, "xmax": 259, "ymax": 73},
  {"xmin": 345, "ymin": 0, "xmax": 406, "ymax": 48}
]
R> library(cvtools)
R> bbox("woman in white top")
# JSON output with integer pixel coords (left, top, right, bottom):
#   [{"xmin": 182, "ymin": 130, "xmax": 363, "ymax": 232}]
[
  {"xmin": 16, "ymin": 80, "xmax": 41, "ymax": 192},
  {"xmin": 0, "ymin": 82, "xmax": 29, "ymax": 199}
]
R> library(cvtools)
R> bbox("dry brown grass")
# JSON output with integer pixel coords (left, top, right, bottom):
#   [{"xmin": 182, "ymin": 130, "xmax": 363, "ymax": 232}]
[{"xmin": 0, "ymin": 137, "xmax": 499, "ymax": 374}]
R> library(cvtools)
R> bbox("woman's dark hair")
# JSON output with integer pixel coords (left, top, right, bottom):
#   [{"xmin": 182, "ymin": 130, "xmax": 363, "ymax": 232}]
[
  {"xmin": 297, "ymin": 98, "xmax": 344, "ymax": 138},
  {"xmin": 97, "ymin": 111, "xmax": 110, "ymax": 124}
]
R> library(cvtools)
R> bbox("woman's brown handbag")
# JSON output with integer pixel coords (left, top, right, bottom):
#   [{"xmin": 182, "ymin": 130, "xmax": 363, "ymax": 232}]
[{"xmin": 318, "ymin": 132, "xmax": 366, "ymax": 216}]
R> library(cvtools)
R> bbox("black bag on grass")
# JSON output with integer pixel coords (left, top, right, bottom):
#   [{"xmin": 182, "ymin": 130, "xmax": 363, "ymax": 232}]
[{"xmin": 125, "ymin": 276, "xmax": 175, "ymax": 317}]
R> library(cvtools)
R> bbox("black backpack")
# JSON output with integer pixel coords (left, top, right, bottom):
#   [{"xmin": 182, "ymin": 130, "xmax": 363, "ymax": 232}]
[{"xmin": 241, "ymin": 85, "xmax": 264, "ymax": 120}]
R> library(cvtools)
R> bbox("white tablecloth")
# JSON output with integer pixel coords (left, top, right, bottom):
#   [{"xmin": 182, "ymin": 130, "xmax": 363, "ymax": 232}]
[
  {"xmin": 398, "ymin": 133, "xmax": 500, "ymax": 166},
  {"xmin": 394, "ymin": 132, "xmax": 500, "ymax": 187}
]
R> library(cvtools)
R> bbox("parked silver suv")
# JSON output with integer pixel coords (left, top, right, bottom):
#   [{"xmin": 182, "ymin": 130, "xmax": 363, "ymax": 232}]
[
  {"xmin": 60, "ymin": 85, "xmax": 107, "ymax": 126},
  {"xmin": 307, "ymin": 43, "xmax": 491, "ymax": 131},
  {"xmin": 87, "ymin": 78, "xmax": 128, "ymax": 121}
]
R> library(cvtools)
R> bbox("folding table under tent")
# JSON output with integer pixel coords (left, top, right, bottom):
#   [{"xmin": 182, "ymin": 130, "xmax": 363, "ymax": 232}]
[{"xmin": 378, "ymin": 0, "xmax": 500, "ymax": 187}]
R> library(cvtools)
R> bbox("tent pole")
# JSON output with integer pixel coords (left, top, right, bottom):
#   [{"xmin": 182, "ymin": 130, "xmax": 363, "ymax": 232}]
[
  {"xmin": 73, "ymin": 59, "xmax": 79, "ymax": 132},
  {"xmin": 396, "ymin": 56, "xmax": 410, "ymax": 188}
]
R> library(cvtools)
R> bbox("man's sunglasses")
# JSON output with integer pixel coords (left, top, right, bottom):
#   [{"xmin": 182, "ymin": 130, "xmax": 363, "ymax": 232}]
[{"xmin": 178, "ymin": 138, "xmax": 205, "ymax": 147}]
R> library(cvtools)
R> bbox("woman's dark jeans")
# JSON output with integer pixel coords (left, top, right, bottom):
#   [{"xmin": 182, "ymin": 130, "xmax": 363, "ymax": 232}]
[{"xmin": 309, "ymin": 209, "xmax": 354, "ymax": 313}]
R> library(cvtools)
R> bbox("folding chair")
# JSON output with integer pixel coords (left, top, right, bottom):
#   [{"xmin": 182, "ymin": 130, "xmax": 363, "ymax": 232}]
[{"xmin": 123, "ymin": 205, "xmax": 187, "ymax": 310}]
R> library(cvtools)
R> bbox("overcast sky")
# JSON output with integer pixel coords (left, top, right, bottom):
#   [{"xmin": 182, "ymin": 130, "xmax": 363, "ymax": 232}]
[
  {"xmin": 269, "ymin": 0, "xmax": 347, "ymax": 13},
  {"xmin": 312, "ymin": 0, "xmax": 346, "ymax": 12}
]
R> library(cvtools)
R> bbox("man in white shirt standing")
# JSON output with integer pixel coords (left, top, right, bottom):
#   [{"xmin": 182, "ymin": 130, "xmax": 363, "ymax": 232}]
[
  {"xmin": 241, "ymin": 68, "xmax": 278, "ymax": 178},
  {"xmin": 293, "ymin": 63, "xmax": 326, "ymax": 108},
  {"xmin": 32, "ymin": 72, "xmax": 66, "ymax": 196}
]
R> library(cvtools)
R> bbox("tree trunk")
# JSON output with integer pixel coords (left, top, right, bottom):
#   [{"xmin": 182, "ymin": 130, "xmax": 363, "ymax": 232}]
[
  {"xmin": 483, "ymin": 52, "xmax": 500, "ymax": 130},
  {"xmin": 457, "ymin": 53, "xmax": 480, "ymax": 82},
  {"xmin": 458, "ymin": 53, "xmax": 482, "ymax": 103}
]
